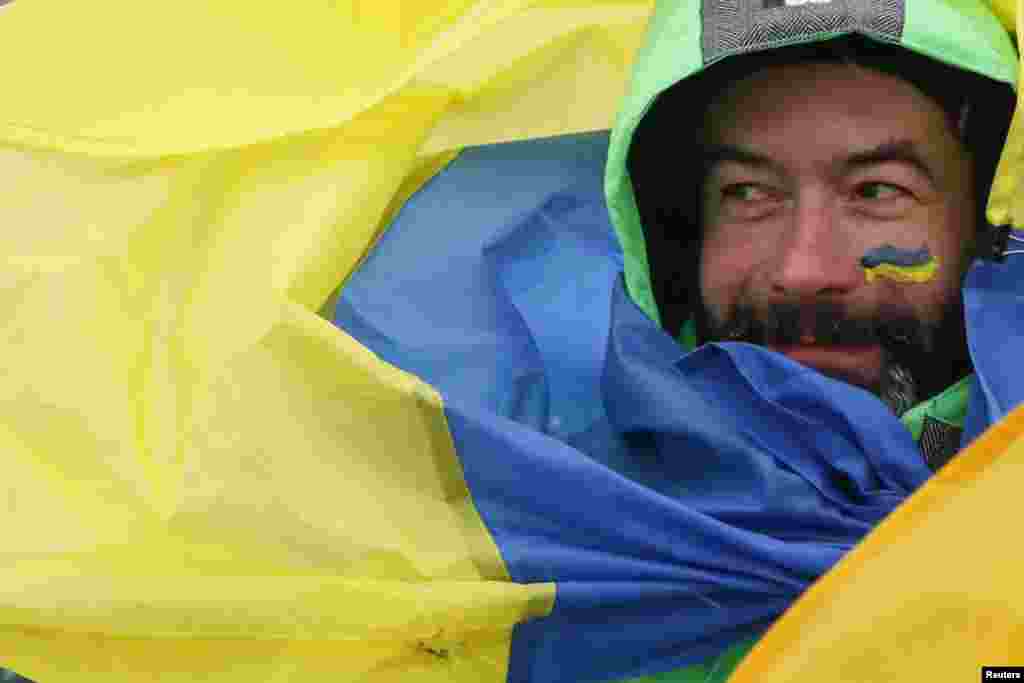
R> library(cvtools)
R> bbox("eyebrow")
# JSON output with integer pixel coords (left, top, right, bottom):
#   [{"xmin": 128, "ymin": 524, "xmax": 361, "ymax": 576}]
[
  {"xmin": 702, "ymin": 139, "xmax": 937, "ymax": 186},
  {"xmin": 701, "ymin": 143, "xmax": 778, "ymax": 173},
  {"xmin": 842, "ymin": 139, "xmax": 936, "ymax": 185}
]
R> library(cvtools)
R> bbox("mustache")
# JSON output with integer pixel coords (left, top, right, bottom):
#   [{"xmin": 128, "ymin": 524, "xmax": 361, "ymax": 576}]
[{"xmin": 705, "ymin": 301, "xmax": 937, "ymax": 353}]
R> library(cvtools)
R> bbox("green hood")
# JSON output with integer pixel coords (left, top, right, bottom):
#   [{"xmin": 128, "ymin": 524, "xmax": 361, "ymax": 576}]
[{"xmin": 604, "ymin": 0, "xmax": 1018, "ymax": 335}]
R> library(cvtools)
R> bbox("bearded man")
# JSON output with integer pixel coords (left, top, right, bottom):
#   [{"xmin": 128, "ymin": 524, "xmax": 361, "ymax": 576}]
[{"xmin": 625, "ymin": 31, "xmax": 1014, "ymax": 474}]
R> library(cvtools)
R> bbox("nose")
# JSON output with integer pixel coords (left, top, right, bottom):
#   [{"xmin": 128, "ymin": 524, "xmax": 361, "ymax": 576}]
[{"xmin": 769, "ymin": 198, "xmax": 862, "ymax": 298}]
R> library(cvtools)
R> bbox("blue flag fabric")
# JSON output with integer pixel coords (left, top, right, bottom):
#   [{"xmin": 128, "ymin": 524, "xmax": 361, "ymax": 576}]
[
  {"xmin": 453, "ymin": 276, "xmax": 935, "ymax": 682},
  {"xmin": 962, "ymin": 232, "xmax": 1024, "ymax": 447},
  {"xmin": 335, "ymin": 131, "xmax": 622, "ymax": 442},
  {"xmin": 334, "ymin": 132, "xmax": 945, "ymax": 681}
]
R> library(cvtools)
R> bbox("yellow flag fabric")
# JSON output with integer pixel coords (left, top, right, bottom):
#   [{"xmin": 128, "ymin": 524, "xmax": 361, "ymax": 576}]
[
  {"xmin": 0, "ymin": 0, "xmax": 650, "ymax": 159},
  {"xmin": 988, "ymin": 0, "xmax": 1024, "ymax": 226},
  {"xmin": 0, "ymin": 0, "xmax": 655, "ymax": 679},
  {"xmin": 1, "ymin": 0, "xmax": 1023, "ymax": 681},
  {"xmin": 1, "ymin": 144, "xmax": 557, "ymax": 677}
]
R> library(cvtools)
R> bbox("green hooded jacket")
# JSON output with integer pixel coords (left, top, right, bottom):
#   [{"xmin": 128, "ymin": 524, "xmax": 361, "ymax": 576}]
[{"xmin": 602, "ymin": 1, "xmax": 1018, "ymax": 680}]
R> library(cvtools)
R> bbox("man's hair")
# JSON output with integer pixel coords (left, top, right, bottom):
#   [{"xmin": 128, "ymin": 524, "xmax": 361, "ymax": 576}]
[{"xmin": 627, "ymin": 34, "xmax": 1015, "ymax": 338}]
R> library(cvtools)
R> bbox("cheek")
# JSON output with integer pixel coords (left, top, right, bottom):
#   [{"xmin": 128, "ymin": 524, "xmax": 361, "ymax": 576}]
[
  {"xmin": 860, "ymin": 201, "xmax": 974, "ymax": 306},
  {"xmin": 875, "ymin": 240, "xmax": 967, "ymax": 323},
  {"xmin": 927, "ymin": 204, "xmax": 976, "ymax": 296},
  {"xmin": 890, "ymin": 279, "xmax": 959, "ymax": 328},
  {"xmin": 699, "ymin": 233, "xmax": 757, "ymax": 313}
]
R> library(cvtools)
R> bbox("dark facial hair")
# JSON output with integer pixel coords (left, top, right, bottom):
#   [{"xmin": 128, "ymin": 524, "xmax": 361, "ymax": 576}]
[{"xmin": 697, "ymin": 296, "xmax": 972, "ymax": 415}]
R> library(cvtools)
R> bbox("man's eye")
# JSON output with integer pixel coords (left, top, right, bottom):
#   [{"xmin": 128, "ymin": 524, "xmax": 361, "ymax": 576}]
[
  {"xmin": 854, "ymin": 182, "xmax": 908, "ymax": 200},
  {"xmin": 721, "ymin": 183, "xmax": 771, "ymax": 202}
]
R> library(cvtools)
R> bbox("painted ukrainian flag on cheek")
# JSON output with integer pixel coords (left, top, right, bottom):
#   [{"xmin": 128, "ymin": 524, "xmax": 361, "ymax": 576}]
[
  {"xmin": 2, "ymin": 1, "xmax": 1024, "ymax": 682},
  {"xmin": 860, "ymin": 245, "xmax": 940, "ymax": 283}
]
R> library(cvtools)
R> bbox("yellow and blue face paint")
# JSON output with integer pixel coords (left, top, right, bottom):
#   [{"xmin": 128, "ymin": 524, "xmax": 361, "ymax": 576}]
[{"xmin": 860, "ymin": 244, "xmax": 939, "ymax": 283}]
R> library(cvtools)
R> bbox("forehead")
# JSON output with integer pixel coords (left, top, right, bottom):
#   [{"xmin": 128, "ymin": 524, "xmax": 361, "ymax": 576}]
[{"xmin": 704, "ymin": 61, "xmax": 956, "ymax": 159}]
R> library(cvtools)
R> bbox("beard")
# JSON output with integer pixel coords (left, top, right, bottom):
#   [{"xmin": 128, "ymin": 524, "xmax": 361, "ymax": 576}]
[{"xmin": 696, "ymin": 295, "xmax": 972, "ymax": 416}]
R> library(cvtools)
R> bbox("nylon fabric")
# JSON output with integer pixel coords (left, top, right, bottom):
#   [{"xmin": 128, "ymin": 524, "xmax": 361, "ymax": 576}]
[
  {"xmin": 962, "ymin": 236, "xmax": 1024, "ymax": 446},
  {"xmin": 443, "ymin": 277, "xmax": 935, "ymax": 682},
  {"xmin": 900, "ymin": 375, "xmax": 972, "ymax": 441},
  {"xmin": 0, "ymin": 0, "xmax": 653, "ymax": 157},
  {"xmin": 334, "ymin": 133, "xmax": 942, "ymax": 681},
  {"xmin": 3, "ymin": 1, "xmax": 1024, "ymax": 681},
  {"xmin": 728, "ymin": 199, "xmax": 1024, "ymax": 683},
  {"xmin": 729, "ymin": 405, "xmax": 1024, "ymax": 682},
  {"xmin": 902, "ymin": 0, "xmax": 1017, "ymax": 86},
  {"xmin": 979, "ymin": 0, "xmax": 1024, "ymax": 227},
  {"xmin": 0, "ymin": 90, "xmax": 558, "ymax": 683},
  {"xmin": 0, "ymin": 3, "xmax": 658, "ymax": 680},
  {"xmin": 624, "ymin": 638, "xmax": 756, "ymax": 682},
  {"xmin": 336, "ymin": 132, "xmax": 622, "ymax": 441}
]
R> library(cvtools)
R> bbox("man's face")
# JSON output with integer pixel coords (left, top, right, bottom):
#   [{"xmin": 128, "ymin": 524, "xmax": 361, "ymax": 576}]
[{"xmin": 699, "ymin": 61, "xmax": 976, "ymax": 406}]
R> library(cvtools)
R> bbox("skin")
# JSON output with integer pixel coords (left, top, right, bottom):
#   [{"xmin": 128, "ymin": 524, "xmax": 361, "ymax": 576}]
[{"xmin": 699, "ymin": 61, "xmax": 977, "ymax": 393}]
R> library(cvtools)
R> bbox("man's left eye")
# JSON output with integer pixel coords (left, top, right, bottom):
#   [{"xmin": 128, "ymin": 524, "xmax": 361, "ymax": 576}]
[{"xmin": 854, "ymin": 182, "xmax": 908, "ymax": 200}]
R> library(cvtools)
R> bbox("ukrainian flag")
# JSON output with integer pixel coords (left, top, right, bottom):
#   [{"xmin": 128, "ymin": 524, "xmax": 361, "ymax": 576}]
[{"xmin": 1, "ymin": 1, "xmax": 1024, "ymax": 682}]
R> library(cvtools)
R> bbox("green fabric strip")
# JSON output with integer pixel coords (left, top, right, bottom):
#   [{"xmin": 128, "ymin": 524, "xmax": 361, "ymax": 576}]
[
  {"xmin": 900, "ymin": 374, "xmax": 973, "ymax": 439},
  {"xmin": 604, "ymin": 0, "xmax": 703, "ymax": 325},
  {"xmin": 677, "ymin": 317, "xmax": 698, "ymax": 352},
  {"xmin": 903, "ymin": 0, "xmax": 1017, "ymax": 87},
  {"xmin": 621, "ymin": 638, "xmax": 758, "ymax": 683}
]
